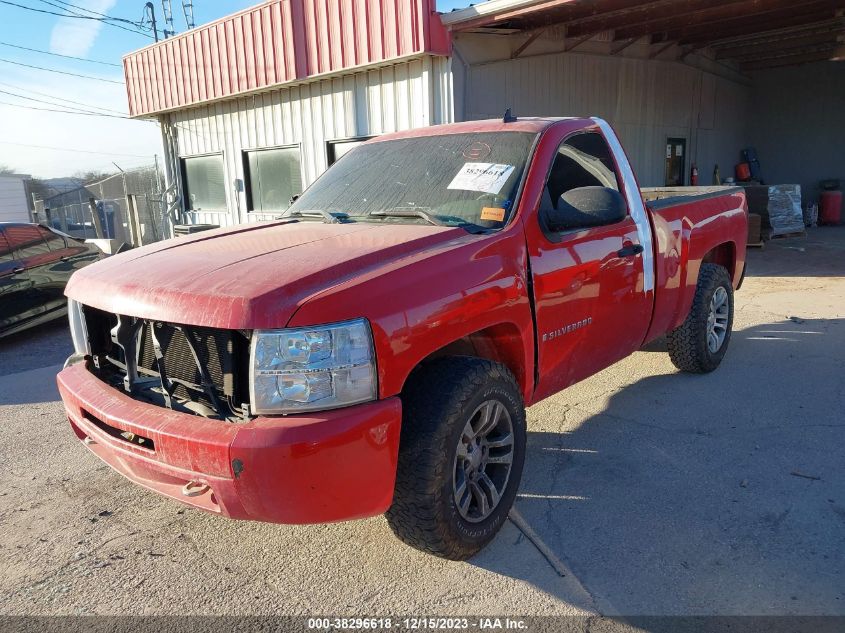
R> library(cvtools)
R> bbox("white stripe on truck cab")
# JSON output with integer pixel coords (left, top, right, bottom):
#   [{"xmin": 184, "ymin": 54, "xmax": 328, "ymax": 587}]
[{"xmin": 591, "ymin": 117, "xmax": 655, "ymax": 294}]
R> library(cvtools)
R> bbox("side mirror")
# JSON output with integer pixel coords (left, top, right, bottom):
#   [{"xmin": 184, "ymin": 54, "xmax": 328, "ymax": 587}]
[{"xmin": 546, "ymin": 186, "xmax": 627, "ymax": 232}]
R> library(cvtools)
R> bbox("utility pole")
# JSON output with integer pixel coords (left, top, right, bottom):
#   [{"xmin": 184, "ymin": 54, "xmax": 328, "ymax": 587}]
[
  {"xmin": 144, "ymin": 2, "xmax": 159, "ymax": 42},
  {"xmin": 161, "ymin": 0, "xmax": 175, "ymax": 38},
  {"xmin": 182, "ymin": 0, "xmax": 195, "ymax": 30}
]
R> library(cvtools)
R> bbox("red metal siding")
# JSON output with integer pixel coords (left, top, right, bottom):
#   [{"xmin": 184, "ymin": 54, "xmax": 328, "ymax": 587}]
[{"xmin": 123, "ymin": 0, "xmax": 451, "ymax": 117}]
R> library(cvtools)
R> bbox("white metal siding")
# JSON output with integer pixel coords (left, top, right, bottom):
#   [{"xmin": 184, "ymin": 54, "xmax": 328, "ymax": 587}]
[
  {"xmin": 461, "ymin": 51, "xmax": 750, "ymax": 187},
  {"xmin": 0, "ymin": 176, "xmax": 30, "ymax": 223},
  {"xmin": 166, "ymin": 55, "xmax": 453, "ymax": 226}
]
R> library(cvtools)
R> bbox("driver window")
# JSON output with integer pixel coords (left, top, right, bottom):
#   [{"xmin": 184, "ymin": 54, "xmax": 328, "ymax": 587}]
[{"xmin": 540, "ymin": 132, "xmax": 621, "ymax": 215}]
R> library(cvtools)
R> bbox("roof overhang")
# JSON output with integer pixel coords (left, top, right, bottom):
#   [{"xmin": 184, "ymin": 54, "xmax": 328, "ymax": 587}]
[
  {"xmin": 123, "ymin": 0, "xmax": 451, "ymax": 118},
  {"xmin": 442, "ymin": 0, "xmax": 845, "ymax": 71}
]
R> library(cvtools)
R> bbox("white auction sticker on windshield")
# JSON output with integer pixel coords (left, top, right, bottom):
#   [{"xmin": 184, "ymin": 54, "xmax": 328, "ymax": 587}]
[{"xmin": 447, "ymin": 163, "xmax": 515, "ymax": 195}]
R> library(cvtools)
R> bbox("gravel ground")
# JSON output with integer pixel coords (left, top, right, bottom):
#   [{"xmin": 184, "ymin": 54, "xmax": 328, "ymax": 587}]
[
  {"xmin": 0, "ymin": 319, "xmax": 71, "ymax": 377},
  {"xmin": 0, "ymin": 227, "xmax": 843, "ymax": 617}
]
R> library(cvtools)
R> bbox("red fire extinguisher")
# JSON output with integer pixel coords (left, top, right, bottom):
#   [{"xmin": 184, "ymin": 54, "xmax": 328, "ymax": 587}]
[{"xmin": 691, "ymin": 163, "xmax": 699, "ymax": 186}]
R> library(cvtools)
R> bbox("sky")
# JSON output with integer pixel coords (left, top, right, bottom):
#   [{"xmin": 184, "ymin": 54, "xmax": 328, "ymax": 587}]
[{"xmin": 0, "ymin": 0, "xmax": 475, "ymax": 179}]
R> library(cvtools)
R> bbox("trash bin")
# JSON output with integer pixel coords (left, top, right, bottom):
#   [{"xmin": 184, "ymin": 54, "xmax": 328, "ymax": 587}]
[{"xmin": 819, "ymin": 191, "xmax": 842, "ymax": 226}]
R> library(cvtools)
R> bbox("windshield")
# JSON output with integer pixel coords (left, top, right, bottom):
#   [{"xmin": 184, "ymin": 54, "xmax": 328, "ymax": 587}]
[{"xmin": 287, "ymin": 131, "xmax": 537, "ymax": 229}]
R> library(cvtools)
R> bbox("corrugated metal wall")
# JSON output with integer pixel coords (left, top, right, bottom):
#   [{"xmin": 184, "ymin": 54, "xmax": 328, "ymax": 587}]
[
  {"xmin": 124, "ymin": 0, "xmax": 451, "ymax": 117},
  {"xmin": 0, "ymin": 176, "xmax": 30, "ymax": 223},
  {"xmin": 166, "ymin": 56, "xmax": 453, "ymax": 226},
  {"xmin": 459, "ymin": 50, "xmax": 750, "ymax": 187},
  {"xmin": 749, "ymin": 61, "xmax": 845, "ymax": 204}
]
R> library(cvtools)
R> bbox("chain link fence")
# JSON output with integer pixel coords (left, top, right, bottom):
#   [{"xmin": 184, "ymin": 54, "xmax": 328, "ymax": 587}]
[{"xmin": 34, "ymin": 165, "xmax": 169, "ymax": 246}]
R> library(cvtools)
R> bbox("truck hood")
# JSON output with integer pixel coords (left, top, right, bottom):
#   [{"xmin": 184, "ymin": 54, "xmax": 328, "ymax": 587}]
[{"xmin": 65, "ymin": 220, "xmax": 465, "ymax": 329}]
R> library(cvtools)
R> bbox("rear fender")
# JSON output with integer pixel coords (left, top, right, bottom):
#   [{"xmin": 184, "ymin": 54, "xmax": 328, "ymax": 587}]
[
  {"xmin": 645, "ymin": 192, "xmax": 746, "ymax": 342},
  {"xmin": 702, "ymin": 241, "xmax": 737, "ymax": 285}
]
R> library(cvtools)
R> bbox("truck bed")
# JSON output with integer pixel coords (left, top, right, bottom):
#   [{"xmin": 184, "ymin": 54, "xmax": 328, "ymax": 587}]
[
  {"xmin": 640, "ymin": 185, "xmax": 748, "ymax": 345},
  {"xmin": 641, "ymin": 186, "xmax": 744, "ymax": 210}
]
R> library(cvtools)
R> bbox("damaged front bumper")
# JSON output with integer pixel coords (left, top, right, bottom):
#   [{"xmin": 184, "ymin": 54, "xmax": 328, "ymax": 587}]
[{"xmin": 57, "ymin": 362, "xmax": 402, "ymax": 524}]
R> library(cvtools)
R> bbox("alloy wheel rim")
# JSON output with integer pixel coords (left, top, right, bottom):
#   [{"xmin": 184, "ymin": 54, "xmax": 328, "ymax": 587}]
[
  {"xmin": 706, "ymin": 286, "xmax": 730, "ymax": 353},
  {"xmin": 452, "ymin": 399, "xmax": 515, "ymax": 523}
]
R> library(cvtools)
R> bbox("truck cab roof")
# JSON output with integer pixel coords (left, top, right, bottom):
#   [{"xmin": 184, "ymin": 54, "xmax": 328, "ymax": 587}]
[{"xmin": 370, "ymin": 117, "xmax": 592, "ymax": 144}]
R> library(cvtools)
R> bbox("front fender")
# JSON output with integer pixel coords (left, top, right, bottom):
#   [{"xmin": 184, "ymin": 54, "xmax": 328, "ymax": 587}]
[{"xmin": 286, "ymin": 227, "xmax": 535, "ymax": 402}]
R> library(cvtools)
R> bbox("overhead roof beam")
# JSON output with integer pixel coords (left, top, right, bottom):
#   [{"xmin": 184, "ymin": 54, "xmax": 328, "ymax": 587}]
[
  {"xmin": 444, "ymin": 0, "xmax": 583, "ymax": 32},
  {"xmin": 566, "ymin": 0, "xmax": 746, "ymax": 39},
  {"xmin": 610, "ymin": 36, "xmax": 641, "ymax": 54},
  {"xmin": 511, "ymin": 28, "xmax": 547, "ymax": 58},
  {"xmin": 564, "ymin": 31, "xmax": 594, "ymax": 52},
  {"xmin": 709, "ymin": 17, "xmax": 845, "ymax": 48},
  {"xmin": 717, "ymin": 31, "xmax": 845, "ymax": 59},
  {"xmin": 665, "ymin": 4, "xmax": 842, "ymax": 45},
  {"xmin": 616, "ymin": 0, "xmax": 837, "ymax": 41},
  {"xmin": 731, "ymin": 40, "xmax": 844, "ymax": 63},
  {"xmin": 446, "ymin": 0, "xmax": 708, "ymax": 33},
  {"xmin": 649, "ymin": 41, "xmax": 676, "ymax": 59},
  {"xmin": 741, "ymin": 44, "xmax": 845, "ymax": 69}
]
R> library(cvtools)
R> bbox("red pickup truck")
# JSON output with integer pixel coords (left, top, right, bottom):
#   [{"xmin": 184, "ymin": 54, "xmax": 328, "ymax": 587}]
[{"xmin": 58, "ymin": 117, "xmax": 747, "ymax": 559}]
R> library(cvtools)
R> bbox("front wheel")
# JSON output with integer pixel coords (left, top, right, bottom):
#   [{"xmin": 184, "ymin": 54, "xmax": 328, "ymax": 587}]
[
  {"xmin": 667, "ymin": 263, "xmax": 734, "ymax": 373},
  {"xmin": 386, "ymin": 357, "xmax": 526, "ymax": 560}
]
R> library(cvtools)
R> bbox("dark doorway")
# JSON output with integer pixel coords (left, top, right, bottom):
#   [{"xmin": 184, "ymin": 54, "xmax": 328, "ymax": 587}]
[{"xmin": 664, "ymin": 138, "xmax": 687, "ymax": 186}]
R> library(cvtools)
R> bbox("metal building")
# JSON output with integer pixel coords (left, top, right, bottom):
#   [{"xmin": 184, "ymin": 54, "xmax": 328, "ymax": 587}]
[
  {"xmin": 0, "ymin": 174, "xmax": 32, "ymax": 223},
  {"xmin": 122, "ymin": 0, "xmax": 845, "ymax": 230}
]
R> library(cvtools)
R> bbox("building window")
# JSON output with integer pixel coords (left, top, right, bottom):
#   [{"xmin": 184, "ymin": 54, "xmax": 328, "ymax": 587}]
[
  {"xmin": 181, "ymin": 154, "xmax": 227, "ymax": 212},
  {"xmin": 244, "ymin": 146, "xmax": 302, "ymax": 214},
  {"xmin": 327, "ymin": 136, "xmax": 374, "ymax": 165}
]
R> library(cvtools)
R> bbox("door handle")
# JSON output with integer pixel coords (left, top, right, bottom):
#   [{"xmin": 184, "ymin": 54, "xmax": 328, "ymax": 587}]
[
  {"xmin": 13, "ymin": 267, "xmax": 24, "ymax": 274},
  {"xmin": 616, "ymin": 244, "xmax": 644, "ymax": 258}
]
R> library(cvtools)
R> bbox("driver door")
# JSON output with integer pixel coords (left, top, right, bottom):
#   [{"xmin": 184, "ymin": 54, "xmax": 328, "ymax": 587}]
[{"xmin": 527, "ymin": 130, "xmax": 652, "ymax": 401}]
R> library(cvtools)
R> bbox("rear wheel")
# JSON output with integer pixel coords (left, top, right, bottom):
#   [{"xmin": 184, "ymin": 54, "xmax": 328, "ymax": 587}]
[
  {"xmin": 667, "ymin": 263, "xmax": 734, "ymax": 373},
  {"xmin": 386, "ymin": 357, "xmax": 526, "ymax": 560}
]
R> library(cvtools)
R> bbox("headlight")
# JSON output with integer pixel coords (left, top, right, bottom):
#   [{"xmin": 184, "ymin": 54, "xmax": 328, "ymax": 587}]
[
  {"xmin": 249, "ymin": 318, "xmax": 377, "ymax": 414},
  {"xmin": 68, "ymin": 299, "xmax": 89, "ymax": 355}
]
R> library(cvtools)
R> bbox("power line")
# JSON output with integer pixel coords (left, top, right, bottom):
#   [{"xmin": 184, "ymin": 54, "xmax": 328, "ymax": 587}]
[
  {"xmin": 0, "ymin": 140, "xmax": 153, "ymax": 158},
  {"xmin": 0, "ymin": 0, "xmax": 154, "ymax": 38},
  {"xmin": 42, "ymin": 0, "xmax": 133, "ymax": 20},
  {"xmin": 0, "ymin": 98, "xmax": 136, "ymax": 118},
  {"xmin": 0, "ymin": 57, "xmax": 123, "ymax": 84},
  {"xmin": 38, "ymin": 0, "xmax": 161, "ymax": 37},
  {"xmin": 0, "ymin": 80, "xmax": 127, "ymax": 114},
  {"xmin": 0, "ymin": 40, "xmax": 121, "ymax": 67},
  {"xmin": 0, "ymin": 87, "xmax": 133, "ymax": 117}
]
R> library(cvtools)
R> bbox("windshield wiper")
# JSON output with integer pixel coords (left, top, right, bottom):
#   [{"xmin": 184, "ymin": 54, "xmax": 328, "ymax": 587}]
[
  {"xmin": 369, "ymin": 209, "xmax": 492, "ymax": 234},
  {"xmin": 279, "ymin": 209, "xmax": 348, "ymax": 224},
  {"xmin": 369, "ymin": 209, "xmax": 448, "ymax": 226}
]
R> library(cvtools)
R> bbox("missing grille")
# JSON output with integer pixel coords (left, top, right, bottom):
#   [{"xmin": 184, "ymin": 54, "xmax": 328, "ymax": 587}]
[{"xmin": 83, "ymin": 307, "xmax": 250, "ymax": 421}]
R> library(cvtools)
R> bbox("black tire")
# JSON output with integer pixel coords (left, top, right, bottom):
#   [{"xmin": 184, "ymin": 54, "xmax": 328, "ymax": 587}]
[
  {"xmin": 667, "ymin": 263, "xmax": 734, "ymax": 373},
  {"xmin": 386, "ymin": 356, "xmax": 526, "ymax": 560}
]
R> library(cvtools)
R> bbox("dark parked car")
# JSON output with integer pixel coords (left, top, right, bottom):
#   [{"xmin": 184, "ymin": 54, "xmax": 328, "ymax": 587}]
[{"xmin": 0, "ymin": 223, "xmax": 102, "ymax": 337}]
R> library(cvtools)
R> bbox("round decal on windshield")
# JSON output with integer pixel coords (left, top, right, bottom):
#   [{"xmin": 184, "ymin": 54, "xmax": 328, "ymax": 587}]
[{"xmin": 463, "ymin": 142, "xmax": 491, "ymax": 160}]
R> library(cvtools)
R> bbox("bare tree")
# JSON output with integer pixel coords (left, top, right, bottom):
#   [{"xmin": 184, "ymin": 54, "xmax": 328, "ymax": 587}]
[{"xmin": 26, "ymin": 179, "xmax": 53, "ymax": 202}]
